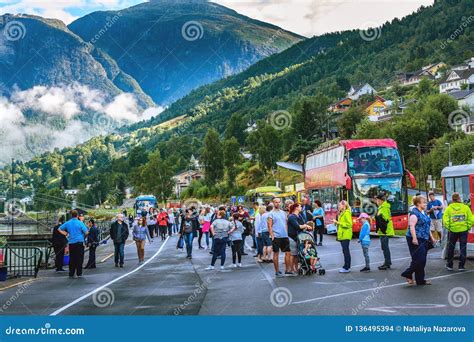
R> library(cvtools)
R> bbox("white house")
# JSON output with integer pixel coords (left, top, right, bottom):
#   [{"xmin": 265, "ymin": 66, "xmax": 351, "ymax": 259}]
[
  {"xmin": 447, "ymin": 89, "xmax": 474, "ymax": 111},
  {"xmin": 173, "ymin": 170, "xmax": 203, "ymax": 198},
  {"xmin": 439, "ymin": 69, "xmax": 474, "ymax": 93},
  {"xmin": 347, "ymin": 83, "xmax": 376, "ymax": 100}
]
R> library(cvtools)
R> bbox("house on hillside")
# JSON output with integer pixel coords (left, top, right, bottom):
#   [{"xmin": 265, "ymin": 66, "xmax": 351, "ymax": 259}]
[
  {"xmin": 369, "ymin": 98, "xmax": 418, "ymax": 122},
  {"xmin": 447, "ymin": 89, "xmax": 474, "ymax": 110},
  {"xmin": 328, "ymin": 97, "xmax": 352, "ymax": 113},
  {"xmin": 439, "ymin": 68, "xmax": 474, "ymax": 93},
  {"xmin": 451, "ymin": 57, "xmax": 474, "ymax": 71},
  {"xmin": 396, "ymin": 62, "xmax": 446, "ymax": 86},
  {"xmin": 347, "ymin": 83, "xmax": 376, "ymax": 100},
  {"xmin": 364, "ymin": 96, "xmax": 388, "ymax": 116},
  {"xmin": 173, "ymin": 170, "xmax": 203, "ymax": 198}
]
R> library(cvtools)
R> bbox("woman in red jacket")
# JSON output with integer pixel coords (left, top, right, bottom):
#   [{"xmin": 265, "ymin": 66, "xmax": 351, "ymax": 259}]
[{"xmin": 157, "ymin": 209, "xmax": 169, "ymax": 241}]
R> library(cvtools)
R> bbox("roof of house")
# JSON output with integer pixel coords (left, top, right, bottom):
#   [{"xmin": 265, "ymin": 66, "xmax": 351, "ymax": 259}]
[
  {"xmin": 447, "ymin": 88, "xmax": 474, "ymax": 100},
  {"xmin": 441, "ymin": 68, "xmax": 474, "ymax": 83}
]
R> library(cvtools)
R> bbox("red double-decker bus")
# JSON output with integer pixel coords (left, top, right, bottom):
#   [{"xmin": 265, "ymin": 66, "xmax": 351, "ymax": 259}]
[{"xmin": 304, "ymin": 139, "xmax": 416, "ymax": 233}]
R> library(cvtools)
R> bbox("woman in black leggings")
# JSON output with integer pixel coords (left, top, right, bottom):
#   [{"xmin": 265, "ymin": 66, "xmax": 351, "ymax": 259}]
[
  {"xmin": 230, "ymin": 213, "xmax": 244, "ymax": 268},
  {"xmin": 312, "ymin": 200, "xmax": 325, "ymax": 246}
]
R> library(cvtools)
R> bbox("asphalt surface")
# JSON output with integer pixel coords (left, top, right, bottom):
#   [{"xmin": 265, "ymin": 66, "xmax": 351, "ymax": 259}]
[{"xmin": 0, "ymin": 232, "xmax": 472, "ymax": 316}]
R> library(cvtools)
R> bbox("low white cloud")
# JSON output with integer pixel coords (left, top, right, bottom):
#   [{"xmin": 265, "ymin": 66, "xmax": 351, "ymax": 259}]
[{"xmin": 0, "ymin": 83, "xmax": 156, "ymax": 165}]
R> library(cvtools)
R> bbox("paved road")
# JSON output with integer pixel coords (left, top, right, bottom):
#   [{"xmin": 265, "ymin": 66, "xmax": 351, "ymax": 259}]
[{"xmin": 0, "ymin": 233, "xmax": 472, "ymax": 316}]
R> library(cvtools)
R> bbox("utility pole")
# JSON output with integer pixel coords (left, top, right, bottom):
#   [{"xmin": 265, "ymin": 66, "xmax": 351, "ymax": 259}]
[{"xmin": 445, "ymin": 142, "xmax": 452, "ymax": 166}]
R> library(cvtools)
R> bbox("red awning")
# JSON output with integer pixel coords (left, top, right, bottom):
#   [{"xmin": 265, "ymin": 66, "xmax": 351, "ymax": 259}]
[{"xmin": 340, "ymin": 139, "xmax": 397, "ymax": 151}]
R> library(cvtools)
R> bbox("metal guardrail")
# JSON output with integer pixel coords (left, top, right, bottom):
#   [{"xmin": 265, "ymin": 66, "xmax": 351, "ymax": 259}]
[{"xmin": 1, "ymin": 245, "xmax": 43, "ymax": 278}]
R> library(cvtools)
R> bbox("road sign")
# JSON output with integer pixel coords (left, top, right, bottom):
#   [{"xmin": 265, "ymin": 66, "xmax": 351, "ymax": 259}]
[
  {"xmin": 237, "ymin": 196, "xmax": 245, "ymax": 204},
  {"xmin": 231, "ymin": 196, "xmax": 236, "ymax": 205}
]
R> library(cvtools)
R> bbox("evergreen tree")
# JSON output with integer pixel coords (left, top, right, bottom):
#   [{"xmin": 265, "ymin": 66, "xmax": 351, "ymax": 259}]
[{"xmin": 201, "ymin": 129, "xmax": 224, "ymax": 186}]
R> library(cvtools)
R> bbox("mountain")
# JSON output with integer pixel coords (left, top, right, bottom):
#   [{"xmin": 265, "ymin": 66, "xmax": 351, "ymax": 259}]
[
  {"xmin": 0, "ymin": 14, "xmax": 154, "ymax": 108},
  {"xmin": 4, "ymin": 0, "xmax": 474, "ymax": 204},
  {"xmin": 68, "ymin": 0, "xmax": 303, "ymax": 105}
]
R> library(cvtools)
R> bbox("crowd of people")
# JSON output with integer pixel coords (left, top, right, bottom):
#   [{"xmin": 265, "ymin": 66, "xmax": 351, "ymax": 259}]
[{"xmin": 51, "ymin": 191, "xmax": 472, "ymax": 283}]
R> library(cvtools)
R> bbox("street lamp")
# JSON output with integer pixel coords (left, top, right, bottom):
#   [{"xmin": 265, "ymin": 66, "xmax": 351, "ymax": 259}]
[
  {"xmin": 408, "ymin": 144, "xmax": 428, "ymax": 197},
  {"xmin": 445, "ymin": 142, "xmax": 452, "ymax": 166}
]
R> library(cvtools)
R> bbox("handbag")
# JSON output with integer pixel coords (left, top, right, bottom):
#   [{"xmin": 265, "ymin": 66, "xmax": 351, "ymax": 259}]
[{"xmin": 177, "ymin": 236, "xmax": 184, "ymax": 249}]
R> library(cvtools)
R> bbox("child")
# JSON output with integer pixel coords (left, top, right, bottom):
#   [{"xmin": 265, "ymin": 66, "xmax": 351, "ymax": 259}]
[
  {"xmin": 358, "ymin": 213, "xmax": 371, "ymax": 272},
  {"xmin": 303, "ymin": 240, "xmax": 318, "ymax": 270}
]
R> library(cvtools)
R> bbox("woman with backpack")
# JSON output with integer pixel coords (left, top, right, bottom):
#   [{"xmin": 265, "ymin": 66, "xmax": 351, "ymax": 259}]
[
  {"xmin": 133, "ymin": 216, "xmax": 152, "ymax": 263},
  {"xmin": 180, "ymin": 209, "xmax": 196, "ymax": 259}
]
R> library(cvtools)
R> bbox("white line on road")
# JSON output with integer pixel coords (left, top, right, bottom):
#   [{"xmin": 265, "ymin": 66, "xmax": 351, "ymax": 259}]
[
  {"xmin": 365, "ymin": 304, "xmax": 446, "ymax": 313},
  {"xmin": 50, "ymin": 237, "xmax": 170, "ymax": 316},
  {"xmin": 292, "ymin": 270, "xmax": 474, "ymax": 305}
]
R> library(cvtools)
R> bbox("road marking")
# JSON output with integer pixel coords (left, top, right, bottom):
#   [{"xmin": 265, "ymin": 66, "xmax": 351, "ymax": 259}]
[
  {"xmin": 365, "ymin": 304, "xmax": 446, "ymax": 313},
  {"xmin": 0, "ymin": 278, "xmax": 38, "ymax": 291},
  {"xmin": 313, "ymin": 279, "xmax": 375, "ymax": 285},
  {"xmin": 292, "ymin": 270, "xmax": 474, "ymax": 305},
  {"xmin": 50, "ymin": 236, "xmax": 170, "ymax": 316}
]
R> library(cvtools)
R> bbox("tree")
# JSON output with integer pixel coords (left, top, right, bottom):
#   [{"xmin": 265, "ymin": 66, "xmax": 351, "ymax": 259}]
[
  {"xmin": 288, "ymin": 96, "xmax": 330, "ymax": 164},
  {"xmin": 338, "ymin": 107, "xmax": 366, "ymax": 139},
  {"xmin": 223, "ymin": 137, "xmax": 241, "ymax": 187},
  {"xmin": 201, "ymin": 129, "xmax": 224, "ymax": 186},
  {"xmin": 134, "ymin": 151, "xmax": 175, "ymax": 202},
  {"xmin": 225, "ymin": 113, "xmax": 247, "ymax": 144},
  {"xmin": 246, "ymin": 121, "xmax": 282, "ymax": 171}
]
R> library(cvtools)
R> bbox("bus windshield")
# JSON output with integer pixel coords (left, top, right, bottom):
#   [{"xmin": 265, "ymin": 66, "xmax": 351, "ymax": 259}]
[
  {"xmin": 135, "ymin": 198, "xmax": 157, "ymax": 213},
  {"xmin": 348, "ymin": 147, "xmax": 402, "ymax": 176},
  {"xmin": 350, "ymin": 177, "xmax": 407, "ymax": 215}
]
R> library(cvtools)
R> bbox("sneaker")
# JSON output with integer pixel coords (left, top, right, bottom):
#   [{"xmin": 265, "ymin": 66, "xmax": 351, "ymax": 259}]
[
  {"xmin": 360, "ymin": 267, "xmax": 371, "ymax": 272},
  {"xmin": 378, "ymin": 265, "xmax": 390, "ymax": 270},
  {"xmin": 205, "ymin": 266, "xmax": 215, "ymax": 270},
  {"xmin": 285, "ymin": 271, "xmax": 297, "ymax": 277},
  {"xmin": 339, "ymin": 268, "xmax": 350, "ymax": 273},
  {"xmin": 231, "ymin": 264, "xmax": 237, "ymax": 268},
  {"xmin": 199, "ymin": 246, "xmax": 205, "ymax": 250},
  {"xmin": 446, "ymin": 265, "xmax": 453, "ymax": 271},
  {"xmin": 318, "ymin": 242, "xmax": 322, "ymax": 246},
  {"xmin": 56, "ymin": 269, "xmax": 67, "ymax": 273},
  {"xmin": 275, "ymin": 271, "xmax": 284, "ymax": 278},
  {"xmin": 220, "ymin": 266, "xmax": 225, "ymax": 270},
  {"xmin": 237, "ymin": 263, "xmax": 242, "ymax": 268},
  {"xmin": 119, "ymin": 264, "xmax": 124, "ymax": 268},
  {"xmin": 458, "ymin": 267, "xmax": 466, "ymax": 272},
  {"xmin": 115, "ymin": 263, "xmax": 119, "ymax": 267}
]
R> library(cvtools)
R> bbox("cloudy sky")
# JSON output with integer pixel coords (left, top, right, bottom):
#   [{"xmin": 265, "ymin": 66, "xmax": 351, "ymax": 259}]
[{"xmin": 0, "ymin": 0, "xmax": 434, "ymax": 37}]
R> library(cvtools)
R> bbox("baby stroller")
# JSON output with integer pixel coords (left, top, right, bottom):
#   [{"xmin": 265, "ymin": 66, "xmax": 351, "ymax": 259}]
[{"xmin": 297, "ymin": 231, "xmax": 325, "ymax": 276}]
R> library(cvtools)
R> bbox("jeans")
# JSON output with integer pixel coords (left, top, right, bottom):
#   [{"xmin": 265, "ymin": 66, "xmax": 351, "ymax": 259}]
[
  {"xmin": 241, "ymin": 233, "xmax": 249, "ymax": 253},
  {"xmin": 204, "ymin": 232, "xmax": 210, "ymax": 247},
  {"xmin": 380, "ymin": 236, "xmax": 391, "ymax": 266},
  {"xmin": 361, "ymin": 245, "xmax": 370, "ymax": 268},
  {"xmin": 446, "ymin": 231, "xmax": 468, "ymax": 268},
  {"xmin": 401, "ymin": 237, "xmax": 428, "ymax": 285},
  {"xmin": 256, "ymin": 235, "xmax": 263, "ymax": 256},
  {"xmin": 114, "ymin": 242, "xmax": 125, "ymax": 265},
  {"xmin": 148, "ymin": 225, "xmax": 155, "ymax": 238},
  {"xmin": 172, "ymin": 223, "xmax": 179, "ymax": 234},
  {"xmin": 168, "ymin": 224, "xmax": 172, "ymax": 236},
  {"xmin": 340, "ymin": 240, "xmax": 351, "ymax": 270},
  {"xmin": 197, "ymin": 229, "xmax": 203, "ymax": 248},
  {"xmin": 184, "ymin": 232, "xmax": 193, "ymax": 257},
  {"xmin": 211, "ymin": 237, "xmax": 228, "ymax": 266},
  {"xmin": 85, "ymin": 245, "xmax": 97, "ymax": 268},
  {"xmin": 231, "ymin": 240, "xmax": 243, "ymax": 264},
  {"xmin": 69, "ymin": 242, "xmax": 84, "ymax": 277}
]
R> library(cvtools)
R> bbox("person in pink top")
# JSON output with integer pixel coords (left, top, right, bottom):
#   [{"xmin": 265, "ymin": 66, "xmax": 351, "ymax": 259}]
[{"xmin": 200, "ymin": 207, "xmax": 212, "ymax": 249}]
